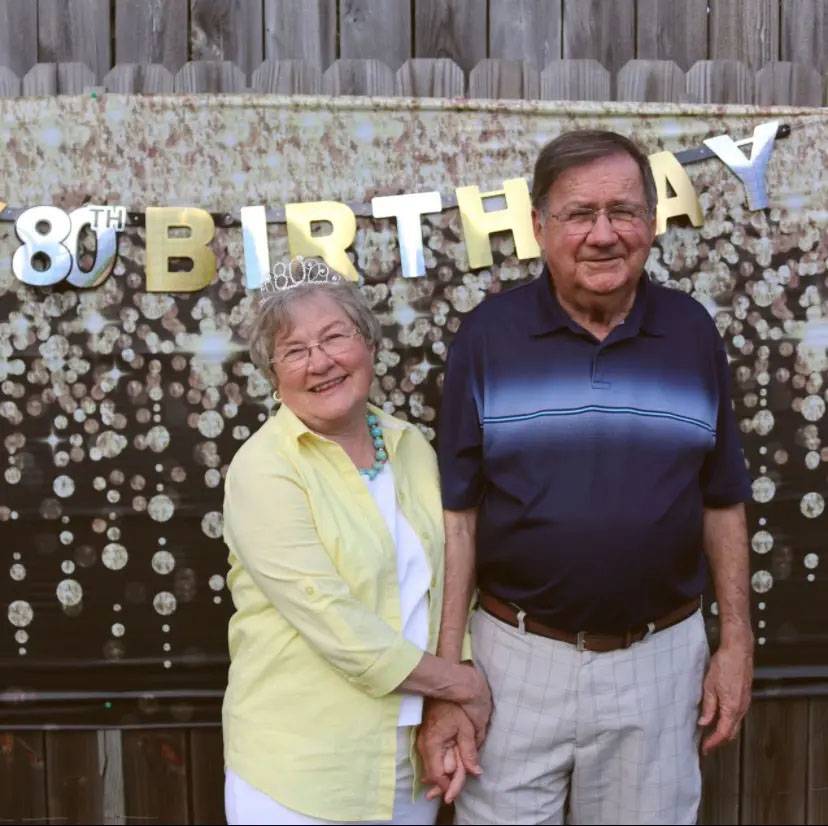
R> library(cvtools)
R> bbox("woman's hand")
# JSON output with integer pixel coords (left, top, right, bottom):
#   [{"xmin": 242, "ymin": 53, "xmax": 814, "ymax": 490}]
[
  {"xmin": 401, "ymin": 655, "xmax": 493, "ymax": 746},
  {"xmin": 459, "ymin": 665, "xmax": 492, "ymax": 746}
]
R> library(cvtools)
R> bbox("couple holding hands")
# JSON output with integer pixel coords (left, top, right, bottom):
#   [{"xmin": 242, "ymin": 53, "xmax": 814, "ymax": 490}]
[{"xmin": 222, "ymin": 131, "xmax": 754, "ymax": 825}]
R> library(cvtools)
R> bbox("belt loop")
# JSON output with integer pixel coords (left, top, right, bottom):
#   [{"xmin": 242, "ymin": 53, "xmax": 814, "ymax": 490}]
[
  {"xmin": 576, "ymin": 631, "xmax": 586, "ymax": 652},
  {"xmin": 643, "ymin": 621, "xmax": 656, "ymax": 640},
  {"xmin": 516, "ymin": 609, "xmax": 527, "ymax": 634}
]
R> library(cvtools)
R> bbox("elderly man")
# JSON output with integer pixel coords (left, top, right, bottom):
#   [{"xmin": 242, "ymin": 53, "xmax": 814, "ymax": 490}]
[{"xmin": 418, "ymin": 130, "xmax": 754, "ymax": 825}]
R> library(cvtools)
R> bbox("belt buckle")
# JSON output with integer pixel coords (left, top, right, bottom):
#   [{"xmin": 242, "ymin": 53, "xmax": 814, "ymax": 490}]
[{"xmin": 576, "ymin": 631, "xmax": 587, "ymax": 652}]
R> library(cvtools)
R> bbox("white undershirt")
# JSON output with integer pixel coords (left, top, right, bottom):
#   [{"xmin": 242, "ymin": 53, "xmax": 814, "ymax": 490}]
[{"xmin": 360, "ymin": 462, "xmax": 431, "ymax": 727}]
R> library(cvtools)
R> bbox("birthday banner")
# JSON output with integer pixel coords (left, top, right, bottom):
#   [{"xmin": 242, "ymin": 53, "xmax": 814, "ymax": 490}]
[{"xmin": 1, "ymin": 96, "xmax": 827, "ymax": 726}]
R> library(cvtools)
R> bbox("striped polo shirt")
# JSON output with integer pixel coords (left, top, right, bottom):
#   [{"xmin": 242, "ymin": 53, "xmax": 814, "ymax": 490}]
[{"xmin": 439, "ymin": 269, "xmax": 751, "ymax": 633}]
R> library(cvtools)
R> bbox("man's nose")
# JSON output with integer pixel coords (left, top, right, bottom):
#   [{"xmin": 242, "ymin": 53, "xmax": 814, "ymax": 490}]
[{"xmin": 585, "ymin": 211, "xmax": 618, "ymax": 244}]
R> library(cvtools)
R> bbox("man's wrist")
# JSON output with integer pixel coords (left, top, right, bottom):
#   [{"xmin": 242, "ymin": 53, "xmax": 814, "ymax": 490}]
[{"xmin": 718, "ymin": 618, "xmax": 754, "ymax": 649}]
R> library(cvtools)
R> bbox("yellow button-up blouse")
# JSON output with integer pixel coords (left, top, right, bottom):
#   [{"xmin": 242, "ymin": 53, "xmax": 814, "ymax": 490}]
[{"xmin": 222, "ymin": 403, "xmax": 445, "ymax": 822}]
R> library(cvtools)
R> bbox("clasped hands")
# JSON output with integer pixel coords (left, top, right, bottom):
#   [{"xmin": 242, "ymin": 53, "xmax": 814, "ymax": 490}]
[{"xmin": 416, "ymin": 664, "xmax": 492, "ymax": 804}]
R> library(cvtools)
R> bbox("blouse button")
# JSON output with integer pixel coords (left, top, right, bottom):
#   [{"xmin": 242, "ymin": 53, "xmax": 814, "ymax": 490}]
[{"xmin": 305, "ymin": 586, "xmax": 314, "ymax": 595}]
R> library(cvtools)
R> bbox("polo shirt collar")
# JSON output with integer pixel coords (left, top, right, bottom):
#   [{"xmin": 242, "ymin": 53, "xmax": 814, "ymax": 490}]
[{"xmin": 529, "ymin": 266, "xmax": 666, "ymax": 338}]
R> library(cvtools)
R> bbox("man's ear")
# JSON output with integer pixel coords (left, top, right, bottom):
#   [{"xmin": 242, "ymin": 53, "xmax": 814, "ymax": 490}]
[
  {"xmin": 645, "ymin": 210, "xmax": 658, "ymax": 245},
  {"xmin": 531, "ymin": 207, "xmax": 545, "ymax": 251}
]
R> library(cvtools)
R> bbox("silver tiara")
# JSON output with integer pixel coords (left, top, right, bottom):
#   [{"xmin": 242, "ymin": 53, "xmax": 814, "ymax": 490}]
[{"xmin": 260, "ymin": 256, "xmax": 341, "ymax": 293}]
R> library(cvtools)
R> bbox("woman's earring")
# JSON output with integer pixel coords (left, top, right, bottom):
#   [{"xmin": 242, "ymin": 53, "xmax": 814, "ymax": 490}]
[{"xmin": 272, "ymin": 390, "xmax": 281, "ymax": 404}]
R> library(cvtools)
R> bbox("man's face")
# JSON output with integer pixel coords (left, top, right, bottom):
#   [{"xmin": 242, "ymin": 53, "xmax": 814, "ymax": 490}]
[{"xmin": 532, "ymin": 153, "xmax": 656, "ymax": 308}]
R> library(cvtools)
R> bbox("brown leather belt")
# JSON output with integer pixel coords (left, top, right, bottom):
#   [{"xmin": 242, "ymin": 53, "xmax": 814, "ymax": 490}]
[{"xmin": 478, "ymin": 592, "xmax": 701, "ymax": 653}]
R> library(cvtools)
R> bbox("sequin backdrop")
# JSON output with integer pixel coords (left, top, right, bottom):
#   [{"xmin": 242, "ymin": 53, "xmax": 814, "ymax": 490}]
[{"xmin": 1, "ymin": 98, "xmax": 827, "ymax": 723}]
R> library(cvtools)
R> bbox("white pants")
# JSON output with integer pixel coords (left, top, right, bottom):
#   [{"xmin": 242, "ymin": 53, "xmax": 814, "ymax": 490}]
[
  {"xmin": 225, "ymin": 727, "xmax": 439, "ymax": 825},
  {"xmin": 455, "ymin": 608, "xmax": 709, "ymax": 825}
]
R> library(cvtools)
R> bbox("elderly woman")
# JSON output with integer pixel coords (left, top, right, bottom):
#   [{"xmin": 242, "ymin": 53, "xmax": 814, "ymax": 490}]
[{"xmin": 222, "ymin": 263, "xmax": 490, "ymax": 825}]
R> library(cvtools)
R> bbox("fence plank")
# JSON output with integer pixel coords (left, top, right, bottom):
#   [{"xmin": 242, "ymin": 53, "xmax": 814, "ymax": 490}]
[
  {"xmin": 540, "ymin": 58, "xmax": 610, "ymax": 101},
  {"xmin": 264, "ymin": 0, "xmax": 336, "ymax": 70},
  {"xmin": 0, "ymin": 65, "xmax": 20, "ymax": 96},
  {"xmin": 468, "ymin": 58, "xmax": 540, "ymax": 100},
  {"xmin": 617, "ymin": 59, "xmax": 686, "ymax": 102},
  {"xmin": 755, "ymin": 61, "xmax": 824, "ymax": 106},
  {"xmin": 709, "ymin": 0, "xmax": 780, "ymax": 71},
  {"xmin": 699, "ymin": 736, "xmax": 740, "ymax": 825},
  {"xmin": 636, "ymin": 0, "xmax": 707, "ymax": 71},
  {"xmin": 190, "ymin": 0, "xmax": 264, "ymax": 78},
  {"xmin": 175, "ymin": 60, "xmax": 247, "ymax": 92},
  {"xmin": 251, "ymin": 59, "xmax": 322, "ymax": 93},
  {"xmin": 100, "ymin": 730, "xmax": 126, "ymax": 825},
  {"xmin": 742, "ymin": 699, "xmax": 808, "ymax": 825},
  {"xmin": 395, "ymin": 57, "xmax": 464, "ymax": 96},
  {"xmin": 58, "ymin": 61, "xmax": 98, "ymax": 93},
  {"xmin": 340, "ymin": 0, "xmax": 411, "ymax": 70},
  {"xmin": 781, "ymin": 0, "xmax": 828, "ymax": 75},
  {"xmin": 0, "ymin": 0, "xmax": 38, "ymax": 77},
  {"xmin": 115, "ymin": 0, "xmax": 188, "ymax": 72},
  {"xmin": 104, "ymin": 63, "xmax": 176, "ymax": 93},
  {"xmin": 22, "ymin": 61, "xmax": 98, "ymax": 95},
  {"xmin": 0, "ymin": 732, "xmax": 47, "ymax": 823},
  {"xmin": 488, "ymin": 0, "xmax": 561, "ymax": 67},
  {"xmin": 45, "ymin": 730, "xmax": 105, "ymax": 824},
  {"xmin": 562, "ymin": 0, "xmax": 635, "ymax": 75},
  {"xmin": 37, "ymin": 0, "xmax": 111, "ymax": 82},
  {"xmin": 22, "ymin": 62, "xmax": 57, "ymax": 94},
  {"xmin": 809, "ymin": 699, "xmax": 828, "ymax": 825},
  {"xmin": 123, "ymin": 729, "xmax": 189, "ymax": 825},
  {"xmin": 190, "ymin": 728, "xmax": 226, "ymax": 825},
  {"xmin": 414, "ymin": 0, "xmax": 487, "ymax": 74},
  {"xmin": 686, "ymin": 59, "xmax": 754, "ymax": 104},
  {"xmin": 322, "ymin": 58, "xmax": 396, "ymax": 95}
]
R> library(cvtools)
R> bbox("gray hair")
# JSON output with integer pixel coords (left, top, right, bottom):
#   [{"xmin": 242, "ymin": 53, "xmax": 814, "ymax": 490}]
[
  {"xmin": 248, "ymin": 277, "xmax": 382, "ymax": 390},
  {"xmin": 531, "ymin": 130, "xmax": 658, "ymax": 216}
]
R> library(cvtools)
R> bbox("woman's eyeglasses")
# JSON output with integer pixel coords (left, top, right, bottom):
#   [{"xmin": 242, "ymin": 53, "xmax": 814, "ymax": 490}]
[{"xmin": 273, "ymin": 329, "xmax": 363, "ymax": 368}]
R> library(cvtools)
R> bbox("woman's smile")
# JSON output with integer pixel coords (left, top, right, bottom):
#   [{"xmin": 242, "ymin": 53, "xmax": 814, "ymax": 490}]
[{"xmin": 308, "ymin": 375, "xmax": 348, "ymax": 394}]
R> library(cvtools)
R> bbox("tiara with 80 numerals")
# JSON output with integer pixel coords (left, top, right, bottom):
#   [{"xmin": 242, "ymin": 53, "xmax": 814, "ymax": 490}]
[{"xmin": 260, "ymin": 256, "xmax": 340, "ymax": 294}]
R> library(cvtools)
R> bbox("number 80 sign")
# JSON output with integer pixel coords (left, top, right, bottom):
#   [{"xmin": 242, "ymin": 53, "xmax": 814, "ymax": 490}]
[{"xmin": 12, "ymin": 205, "xmax": 126, "ymax": 288}]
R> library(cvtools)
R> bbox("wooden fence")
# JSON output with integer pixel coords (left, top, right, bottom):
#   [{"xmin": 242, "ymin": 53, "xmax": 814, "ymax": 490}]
[
  {"xmin": 1, "ymin": 697, "xmax": 827, "ymax": 824},
  {"xmin": 0, "ymin": 0, "xmax": 826, "ymax": 103}
]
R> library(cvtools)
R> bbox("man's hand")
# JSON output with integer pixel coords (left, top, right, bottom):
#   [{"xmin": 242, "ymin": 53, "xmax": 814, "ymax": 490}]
[
  {"xmin": 417, "ymin": 699, "xmax": 481, "ymax": 798},
  {"xmin": 698, "ymin": 637, "xmax": 753, "ymax": 755},
  {"xmin": 701, "ymin": 504, "xmax": 753, "ymax": 755},
  {"xmin": 426, "ymin": 744, "xmax": 467, "ymax": 804}
]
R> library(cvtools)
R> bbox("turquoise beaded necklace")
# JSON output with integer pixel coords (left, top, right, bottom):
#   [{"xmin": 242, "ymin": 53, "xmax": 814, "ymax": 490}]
[{"xmin": 359, "ymin": 412, "xmax": 388, "ymax": 481}]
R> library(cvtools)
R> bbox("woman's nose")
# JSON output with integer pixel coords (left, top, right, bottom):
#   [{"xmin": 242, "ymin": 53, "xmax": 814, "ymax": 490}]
[{"xmin": 306, "ymin": 343, "xmax": 335, "ymax": 371}]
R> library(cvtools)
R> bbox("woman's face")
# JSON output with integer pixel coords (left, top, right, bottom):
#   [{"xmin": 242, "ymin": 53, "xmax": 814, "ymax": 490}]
[{"xmin": 272, "ymin": 292, "xmax": 374, "ymax": 434}]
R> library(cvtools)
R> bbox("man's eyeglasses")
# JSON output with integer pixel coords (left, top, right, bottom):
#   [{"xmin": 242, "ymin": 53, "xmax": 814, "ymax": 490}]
[
  {"xmin": 547, "ymin": 204, "xmax": 652, "ymax": 236},
  {"xmin": 272, "ymin": 328, "xmax": 363, "ymax": 368}
]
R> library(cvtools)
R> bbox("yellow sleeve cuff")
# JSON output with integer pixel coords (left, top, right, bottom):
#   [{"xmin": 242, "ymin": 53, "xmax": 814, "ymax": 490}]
[{"xmin": 350, "ymin": 637, "xmax": 424, "ymax": 699}]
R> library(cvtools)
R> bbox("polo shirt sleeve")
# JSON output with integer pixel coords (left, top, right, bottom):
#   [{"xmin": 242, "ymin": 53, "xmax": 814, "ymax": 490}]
[
  {"xmin": 223, "ymin": 463, "xmax": 423, "ymax": 699},
  {"xmin": 700, "ymin": 332, "xmax": 752, "ymax": 507},
  {"xmin": 439, "ymin": 317, "xmax": 486, "ymax": 510}
]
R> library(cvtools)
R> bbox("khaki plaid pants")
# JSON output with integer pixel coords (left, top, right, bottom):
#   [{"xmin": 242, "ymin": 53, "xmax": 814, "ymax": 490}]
[{"xmin": 455, "ymin": 607, "xmax": 709, "ymax": 825}]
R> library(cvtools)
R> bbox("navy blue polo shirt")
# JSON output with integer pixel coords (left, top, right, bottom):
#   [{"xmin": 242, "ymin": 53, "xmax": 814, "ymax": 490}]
[{"xmin": 439, "ymin": 270, "xmax": 751, "ymax": 633}]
